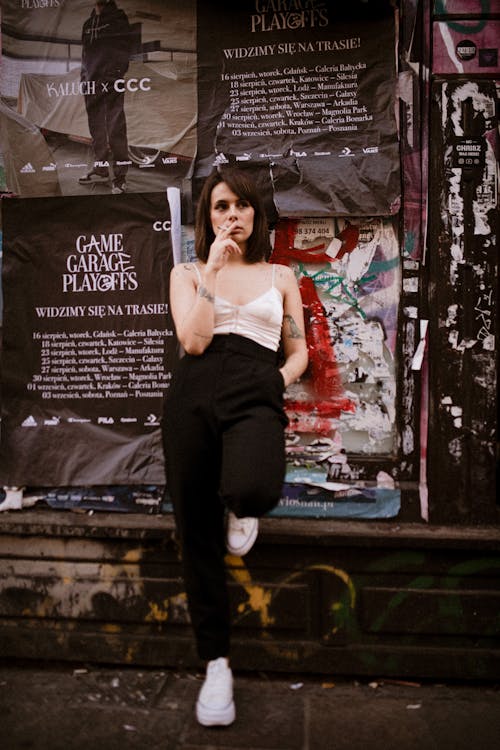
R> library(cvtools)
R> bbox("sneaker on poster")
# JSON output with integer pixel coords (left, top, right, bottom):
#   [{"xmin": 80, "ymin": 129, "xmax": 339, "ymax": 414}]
[
  {"xmin": 111, "ymin": 178, "xmax": 127, "ymax": 194},
  {"xmin": 78, "ymin": 169, "xmax": 109, "ymax": 184},
  {"xmin": 226, "ymin": 512, "xmax": 259, "ymax": 556},
  {"xmin": 196, "ymin": 657, "xmax": 235, "ymax": 727}
]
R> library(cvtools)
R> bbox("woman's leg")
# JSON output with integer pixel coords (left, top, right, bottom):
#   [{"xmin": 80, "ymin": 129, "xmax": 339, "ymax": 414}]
[
  {"xmin": 220, "ymin": 404, "xmax": 286, "ymax": 519},
  {"xmin": 163, "ymin": 361, "xmax": 230, "ymax": 661}
]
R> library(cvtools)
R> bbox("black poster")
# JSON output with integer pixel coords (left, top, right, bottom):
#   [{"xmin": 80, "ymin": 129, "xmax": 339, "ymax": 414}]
[
  {"xmin": 0, "ymin": 192, "xmax": 176, "ymax": 486},
  {"xmin": 196, "ymin": 0, "xmax": 400, "ymax": 216},
  {"xmin": 0, "ymin": 0, "xmax": 196, "ymax": 198}
]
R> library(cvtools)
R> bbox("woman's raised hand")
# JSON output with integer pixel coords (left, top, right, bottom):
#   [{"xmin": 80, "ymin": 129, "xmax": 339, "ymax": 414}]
[{"xmin": 206, "ymin": 223, "xmax": 242, "ymax": 272}]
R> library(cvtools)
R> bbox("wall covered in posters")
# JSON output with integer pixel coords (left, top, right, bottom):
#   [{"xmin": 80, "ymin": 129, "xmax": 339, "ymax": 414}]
[
  {"xmin": 0, "ymin": 1, "xmax": 428, "ymax": 519},
  {"xmin": 268, "ymin": 215, "xmax": 402, "ymax": 518}
]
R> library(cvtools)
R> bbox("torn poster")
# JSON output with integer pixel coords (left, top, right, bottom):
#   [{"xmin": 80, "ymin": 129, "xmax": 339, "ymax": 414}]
[
  {"xmin": 196, "ymin": 0, "xmax": 400, "ymax": 216},
  {"xmin": 270, "ymin": 215, "xmax": 400, "ymax": 480}
]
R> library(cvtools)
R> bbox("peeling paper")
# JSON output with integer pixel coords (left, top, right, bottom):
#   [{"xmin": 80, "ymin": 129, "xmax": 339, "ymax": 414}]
[
  {"xmin": 403, "ymin": 277, "xmax": 419, "ymax": 293},
  {"xmin": 445, "ymin": 305, "xmax": 458, "ymax": 327},
  {"xmin": 404, "ymin": 306, "xmax": 418, "ymax": 319},
  {"xmin": 411, "ymin": 320, "xmax": 428, "ymax": 371}
]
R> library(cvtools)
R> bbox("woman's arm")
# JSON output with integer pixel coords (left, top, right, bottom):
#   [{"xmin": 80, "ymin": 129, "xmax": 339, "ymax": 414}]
[
  {"xmin": 169, "ymin": 263, "xmax": 216, "ymax": 355},
  {"xmin": 277, "ymin": 266, "xmax": 308, "ymax": 387},
  {"xmin": 170, "ymin": 225, "xmax": 241, "ymax": 355}
]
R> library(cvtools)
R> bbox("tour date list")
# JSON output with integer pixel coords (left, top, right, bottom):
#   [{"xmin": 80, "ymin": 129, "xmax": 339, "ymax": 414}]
[{"xmin": 28, "ymin": 326, "xmax": 174, "ymax": 401}]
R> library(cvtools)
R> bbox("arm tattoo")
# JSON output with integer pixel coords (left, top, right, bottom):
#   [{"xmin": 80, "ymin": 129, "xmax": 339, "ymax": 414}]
[
  {"xmin": 198, "ymin": 285, "xmax": 215, "ymax": 304},
  {"xmin": 284, "ymin": 314, "xmax": 304, "ymax": 339}
]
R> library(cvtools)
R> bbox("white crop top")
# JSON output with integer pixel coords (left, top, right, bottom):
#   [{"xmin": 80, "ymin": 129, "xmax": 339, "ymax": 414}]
[{"xmin": 193, "ymin": 263, "xmax": 284, "ymax": 351}]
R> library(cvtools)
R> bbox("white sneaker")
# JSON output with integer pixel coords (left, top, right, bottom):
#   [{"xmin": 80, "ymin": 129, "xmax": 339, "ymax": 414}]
[
  {"xmin": 226, "ymin": 512, "xmax": 259, "ymax": 556},
  {"xmin": 196, "ymin": 657, "xmax": 235, "ymax": 727}
]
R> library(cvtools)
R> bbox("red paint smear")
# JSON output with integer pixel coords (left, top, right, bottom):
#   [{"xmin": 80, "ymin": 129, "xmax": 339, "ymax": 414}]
[
  {"xmin": 272, "ymin": 245, "xmax": 330, "ymax": 264},
  {"xmin": 271, "ymin": 220, "xmax": 357, "ymax": 433},
  {"xmin": 270, "ymin": 220, "xmax": 359, "ymax": 265},
  {"xmin": 300, "ymin": 275, "xmax": 350, "ymax": 402},
  {"xmin": 287, "ymin": 399, "xmax": 356, "ymax": 418},
  {"xmin": 286, "ymin": 416, "xmax": 339, "ymax": 435},
  {"xmin": 335, "ymin": 223, "xmax": 359, "ymax": 259}
]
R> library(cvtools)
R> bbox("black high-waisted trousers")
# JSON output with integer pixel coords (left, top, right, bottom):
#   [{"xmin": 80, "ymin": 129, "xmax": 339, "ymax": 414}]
[{"xmin": 162, "ymin": 334, "xmax": 288, "ymax": 661}]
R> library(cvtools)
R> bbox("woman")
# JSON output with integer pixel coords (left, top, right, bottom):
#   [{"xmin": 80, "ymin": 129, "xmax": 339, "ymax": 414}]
[{"xmin": 162, "ymin": 167, "xmax": 308, "ymax": 727}]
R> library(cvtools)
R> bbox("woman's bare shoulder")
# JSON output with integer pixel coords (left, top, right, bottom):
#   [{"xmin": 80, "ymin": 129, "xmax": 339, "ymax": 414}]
[
  {"xmin": 273, "ymin": 263, "xmax": 298, "ymax": 287},
  {"xmin": 171, "ymin": 262, "xmax": 200, "ymax": 282}
]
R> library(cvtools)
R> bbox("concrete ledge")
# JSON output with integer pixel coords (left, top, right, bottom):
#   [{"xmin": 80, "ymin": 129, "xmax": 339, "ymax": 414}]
[{"xmin": 1, "ymin": 509, "xmax": 500, "ymax": 549}]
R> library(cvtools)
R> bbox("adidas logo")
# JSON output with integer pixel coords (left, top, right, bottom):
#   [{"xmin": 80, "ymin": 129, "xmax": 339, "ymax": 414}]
[
  {"xmin": 20, "ymin": 162, "xmax": 36, "ymax": 173},
  {"xmin": 22, "ymin": 415, "xmax": 38, "ymax": 427}
]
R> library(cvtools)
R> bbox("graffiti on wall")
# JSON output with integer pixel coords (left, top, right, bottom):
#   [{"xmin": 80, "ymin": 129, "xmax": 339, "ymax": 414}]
[
  {"xmin": 433, "ymin": 0, "xmax": 500, "ymax": 76},
  {"xmin": 1, "ymin": 534, "xmax": 499, "ymax": 673},
  {"xmin": 268, "ymin": 217, "xmax": 402, "ymax": 517}
]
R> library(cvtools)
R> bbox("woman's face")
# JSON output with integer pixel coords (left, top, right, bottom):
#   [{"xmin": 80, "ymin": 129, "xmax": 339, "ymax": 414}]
[{"xmin": 210, "ymin": 181, "xmax": 255, "ymax": 250}]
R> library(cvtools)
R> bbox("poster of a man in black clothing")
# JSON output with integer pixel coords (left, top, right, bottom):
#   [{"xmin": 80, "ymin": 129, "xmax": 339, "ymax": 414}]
[{"xmin": 79, "ymin": 0, "xmax": 133, "ymax": 194}]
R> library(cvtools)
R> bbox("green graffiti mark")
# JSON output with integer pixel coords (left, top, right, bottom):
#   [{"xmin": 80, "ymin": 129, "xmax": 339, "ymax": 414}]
[
  {"xmin": 365, "ymin": 551, "xmax": 427, "ymax": 572},
  {"xmin": 300, "ymin": 263, "xmax": 366, "ymax": 318},
  {"xmin": 446, "ymin": 558, "xmax": 500, "ymax": 577},
  {"xmin": 364, "ymin": 255, "xmax": 400, "ymax": 276},
  {"xmin": 404, "ymin": 230, "xmax": 416, "ymax": 257},
  {"xmin": 366, "ymin": 553, "xmax": 500, "ymax": 638},
  {"xmin": 435, "ymin": 0, "xmax": 488, "ymax": 32},
  {"xmin": 370, "ymin": 576, "xmax": 435, "ymax": 633}
]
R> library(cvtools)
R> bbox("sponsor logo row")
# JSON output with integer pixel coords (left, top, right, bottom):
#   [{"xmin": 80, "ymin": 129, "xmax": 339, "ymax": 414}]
[
  {"xmin": 20, "ymin": 157, "xmax": 179, "ymax": 174},
  {"xmin": 23, "ymin": 148, "xmax": 376, "ymax": 176},
  {"xmin": 215, "ymin": 145, "xmax": 379, "ymax": 164},
  {"xmin": 21, "ymin": 414, "xmax": 161, "ymax": 427}
]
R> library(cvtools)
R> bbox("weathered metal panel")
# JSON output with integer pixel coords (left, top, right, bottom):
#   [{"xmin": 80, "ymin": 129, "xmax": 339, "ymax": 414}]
[{"xmin": 428, "ymin": 75, "xmax": 498, "ymax": 524}]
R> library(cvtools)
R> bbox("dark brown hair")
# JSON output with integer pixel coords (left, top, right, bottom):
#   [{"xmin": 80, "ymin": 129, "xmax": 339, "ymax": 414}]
[{"xmin": 194, "ymin": 167, "xmax": 271, "ymax": 263}]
